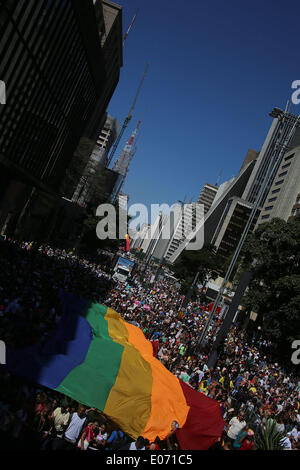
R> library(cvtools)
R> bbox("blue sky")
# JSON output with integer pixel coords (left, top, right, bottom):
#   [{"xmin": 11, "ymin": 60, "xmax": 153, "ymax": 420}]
[{"xmin": 108, "ymin": 0, "xmax": 300, "ymax": 223}]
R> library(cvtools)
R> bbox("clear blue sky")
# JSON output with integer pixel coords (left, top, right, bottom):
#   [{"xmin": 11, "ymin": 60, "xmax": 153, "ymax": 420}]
[{"xmin": 108, "ymin": 0, "xmax": 300, "ymax": 222}]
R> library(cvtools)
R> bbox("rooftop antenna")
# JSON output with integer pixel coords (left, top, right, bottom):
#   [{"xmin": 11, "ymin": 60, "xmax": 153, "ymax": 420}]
[
  {"xmin": 284, "ymin": 100, "xmax": 290, "ymax": 113},
  {"xmin": 123, "ymin": 10, "xmax": 139, "ymax": 45},
  {"xmin": 107, "ymin": 62, "xmax": 149, "ymax": 167},
  {"xmin": 215, "ymin": 169, "xmax": 223, "ymax": 186}
]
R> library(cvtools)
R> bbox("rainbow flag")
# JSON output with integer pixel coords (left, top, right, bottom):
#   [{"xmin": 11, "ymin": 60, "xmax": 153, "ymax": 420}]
[
  {"xmin": 125, "ymin": 233, "xmax": 130, "ymax": 253},
  {"xmin": 6, "ymin": 291, "xmax": 224, "ymax": 449}
]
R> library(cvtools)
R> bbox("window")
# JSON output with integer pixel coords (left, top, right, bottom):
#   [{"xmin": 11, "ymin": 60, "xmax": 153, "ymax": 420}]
[
  {"xmin": 281, "ymin": 162, "xmax": 291, "ymax": 169},
  {"xmin": 272, "ymin": 188, "xmax": 280, "ymax": 194},
  {"xmin": 264, "ymin": 206, "xmax": 273, "ymax": 211},
  {"xmin": 278, "ymin": 171, "xmax": 288, "ymax": 177},
  {"xmin": 275, "ymin": 180, "xmax": 284, "ymax": 186},
  {"xmin": 261, "ymin": 214, "xmax": 270, "ymax": 220},
  {"xmin": 284, "ymin": 153, "xmax": 294, "ymax": 162},
  {"xmin": 268, "ymin": 197, "xmax": 277, "ymax": 203}
]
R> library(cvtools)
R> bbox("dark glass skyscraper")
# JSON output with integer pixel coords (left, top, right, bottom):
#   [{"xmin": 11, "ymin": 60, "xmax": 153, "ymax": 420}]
[{"xmin": 0, "ymin": 0, "xmax": 122, "ymax": 236}]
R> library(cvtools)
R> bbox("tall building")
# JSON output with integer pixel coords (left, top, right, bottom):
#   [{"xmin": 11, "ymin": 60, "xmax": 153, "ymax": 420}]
[
  {"xmin": 151, "ymin": 211, "xmax": 178, "ymax": 261},
  {"xmin": 168, "ymin": 159, "xmax": 256, "ymax": 263},
  {"xmin": 131, "ymin": 223, "xmax": 150, "ymax": 251},
  {"xmin": 169, "ymin": 108, "xmax": 300, "ymax": 264},
  {"xmin": 239, "ymin": 149, "xmax": 259, "ymax": 173},
  {"xmin": 0, "ymin": 0, "xmax": 123, "ymax": 239},
  {"xmin": 164, "ymin": 202, "xmax": 204, "ymax": 262},
  {"xmin": 208, "ymin": 114, "xmax": 300, "ymax": 262},
  {"xmin": 83, "ymin": 0, "xmax": 123, "ymax": 142},
  {"xmin": 243, "ymin": 110, "xmax": 300, "ymax": 206},
  {"xmin": 139, "ymin": 225, "xmax": 152, "ymax": 254},
  {"xmin": 91, "ymin": 114, "xmax": 120, "ymax": 169},
  {"xmin": 72, "ymin": 114, "xmax": 119, "ymax": 205},
  {"xmin": 118, "ymin": 192, "xmax": 129, "ymax": 212},
  {"xmin": 211, "ymin": 197, "xmax": 259, "ymax": 261},
  {"xmin": 143, "ymin": 212, "xmax": 170, "ymax": 260},
  {"xmin": 256, "ymin": 146, "xmax": 300, "ymax": 225},
  {"xmin": 197, "ymin": 183, "xmax": 218, "ymax": 214}
]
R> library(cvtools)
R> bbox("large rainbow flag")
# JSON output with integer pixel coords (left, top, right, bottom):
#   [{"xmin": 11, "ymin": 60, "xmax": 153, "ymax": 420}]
[{"xmin": 6, "ymin": 291, "xmax": 224, "ymax": 449}]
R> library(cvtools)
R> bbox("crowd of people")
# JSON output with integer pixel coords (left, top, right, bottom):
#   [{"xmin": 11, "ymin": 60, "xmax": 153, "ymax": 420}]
[
  {"xmin": 0, "ymin": 237, "xmax": 299, "ymax": 450},
  {"xmin": 105, "ymin": 275, "xmax": 300, "ymax": 450}
]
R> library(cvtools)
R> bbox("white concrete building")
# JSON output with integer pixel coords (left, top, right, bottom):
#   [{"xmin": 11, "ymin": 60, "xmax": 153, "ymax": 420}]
[{"xmin": 256, "ymin": 146, "xmax": 300, "ymax": 225}]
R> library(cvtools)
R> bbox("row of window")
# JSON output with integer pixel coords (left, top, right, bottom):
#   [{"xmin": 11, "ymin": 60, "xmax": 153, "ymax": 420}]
[
  {"xmin": 0, "ymin": 1, "xmax": 100, "ymax": 183},
  {"xmin": 284, "ymin": 153, "xmax": 294, "ymax": 162},
  {"xmin": 262, "ymin": 153, "xmax": 295, "ymax": 214}
]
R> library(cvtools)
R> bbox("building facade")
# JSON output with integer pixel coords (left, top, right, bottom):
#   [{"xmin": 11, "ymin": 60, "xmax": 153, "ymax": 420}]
[
  {"xmin": 168, "ymin": 159, "xmax": 256, "ymax": 264},
  {"xmin": 211, "ymin": 197, "xmax": 259, "ymax": 261},
  {"xmin": 256, "ymin": 146, "xmax": 300, "ymax": 225},
  {"xmin": 242, "ymin": 110, "xmax": 300, "ymax": 206},
  {"xmin": 0, "ymin": 0, "xmax": 123, "ymax": 239},
  {"xmin": 164, "ymin": 202, "xmax": 203, "ymax": 262},
  {"xmin": 91, "ymin": 114, "xmax": 120, "ymax": 169},
  {"xmin": 71, "ymin": 114, "xmax": 119, "ymax": 206},
  {"xmin": 169, "ymin": 108, "xmax": 300, "ymax": 264},
  {"xmin": 197, "ymin": 183, "xmax": 218, "ymax": 214}
]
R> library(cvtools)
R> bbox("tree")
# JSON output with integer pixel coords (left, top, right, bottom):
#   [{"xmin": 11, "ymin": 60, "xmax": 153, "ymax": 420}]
[
  {"xmin": 80, "ymin": 199, "xmax": 132, "ymax": 255},
  {"xmin": 255, "ymin": 418, "xmax": 284, "ymax": 450},
  {"xmin": 242, "ymin": 215, "xmax": 300, "ymax": 361},
  {"xmin": 172, "ymin": 244, "xmax": 225, "ymax": 296}
]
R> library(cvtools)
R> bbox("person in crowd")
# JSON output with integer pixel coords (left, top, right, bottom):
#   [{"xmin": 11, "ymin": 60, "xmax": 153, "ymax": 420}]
[
  {"xmin": 239, "ymin": 428, "xmax": 256, "ymax": 450},
  {"xmin": 90, "ymin": 423, "xmax": 108, "ymax": 450},
  {"xmin": 63, "ymin": 405, "xmax": 95, "ymax": 450},
  {"xmin": 125, "ymin": 436, "xmax": 146, "ymax": 450},
  {"xmin": 105, "ymin": 427, "xmax": 127, "ymax": 450},
  {"xmin": 226, "ymin": 412, "xmax": 247, "ymax": 444},
  {"xmin": 51, "ymin": 402, "xmax": 70, "ymax": 436},
  {"xmin": 78, "ymin": 420, "xmax": 99, "ymax": 451}
]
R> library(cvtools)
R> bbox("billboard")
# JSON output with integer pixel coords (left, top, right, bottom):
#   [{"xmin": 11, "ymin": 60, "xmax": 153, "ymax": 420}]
[{"xmin": 115, "ymin": 256, "xmax": 135, "ymax": 272}]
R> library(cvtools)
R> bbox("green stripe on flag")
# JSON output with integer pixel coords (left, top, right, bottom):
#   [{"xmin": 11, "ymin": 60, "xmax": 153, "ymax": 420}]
[{"xmin": 55, "ymin": 303, "xmax": 125, "ymax": 410}]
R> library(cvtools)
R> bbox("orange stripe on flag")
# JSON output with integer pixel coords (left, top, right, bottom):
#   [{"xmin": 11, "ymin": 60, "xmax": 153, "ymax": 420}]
[{"xmin": 123, "ymin": 321, "xmax": 190, "ymax": 441}]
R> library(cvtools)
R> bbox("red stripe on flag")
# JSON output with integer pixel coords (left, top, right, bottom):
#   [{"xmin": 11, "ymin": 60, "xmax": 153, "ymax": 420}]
[
  {"xmin": 176, "ymin": 380, "xmax": 225, "ymax": 450},
  {"xmin": 151, "ymin": 340, "xmax": 159, "ymax": 358}
]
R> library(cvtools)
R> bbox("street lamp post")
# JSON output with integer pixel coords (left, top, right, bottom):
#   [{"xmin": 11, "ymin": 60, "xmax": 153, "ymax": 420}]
[{"xmin": 181, "ymin": 269, "xmax": 201, "ymax": 309}]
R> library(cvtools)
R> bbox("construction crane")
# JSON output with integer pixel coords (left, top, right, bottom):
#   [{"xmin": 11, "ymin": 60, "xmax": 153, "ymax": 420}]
[
  {"xmin": 215, "ymin": 169, "xmax": 223, "ymax": 186},
  {"xmin": 123, "ymin": 10, "xmax": 139, "ymax": 45},
  {"xmin": 107, "ymin": 62, "xmax": 149, "ymax": 167}
]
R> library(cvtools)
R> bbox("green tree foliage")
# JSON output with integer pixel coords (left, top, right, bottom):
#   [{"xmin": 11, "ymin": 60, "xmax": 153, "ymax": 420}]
[
  {"xmin": 242, "ymin": 215, "xmax": 300, "ymax": 360},
  {"xmin": 255, "ymin": 418, "xmax": 285, "ymax": 450},
  {"xmin": 172, "ymin": 244, "xmax": 225, "ymax": 296},
  {"xmin": 81, "ymin": 214, "xmax": 120, "ymax": 253},
  {"xmin": 80, "ymin": 201, "xmax": 131, "ymax": 255}
]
